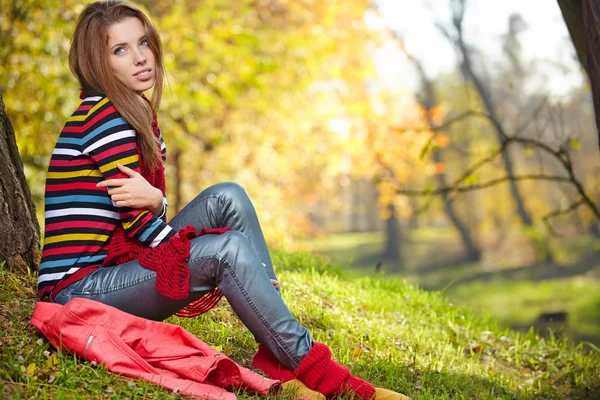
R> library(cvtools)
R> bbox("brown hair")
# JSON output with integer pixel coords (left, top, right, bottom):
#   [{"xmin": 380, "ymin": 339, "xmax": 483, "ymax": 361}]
[{"xmin": 69, "ymin": 0, "xmax": 164, "ymax": 171}]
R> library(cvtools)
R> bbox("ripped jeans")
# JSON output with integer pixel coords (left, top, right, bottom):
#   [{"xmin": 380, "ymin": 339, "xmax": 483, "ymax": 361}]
[{"xmin": 53, "ymin": 182, "xmax": 313, "ymax": 369}]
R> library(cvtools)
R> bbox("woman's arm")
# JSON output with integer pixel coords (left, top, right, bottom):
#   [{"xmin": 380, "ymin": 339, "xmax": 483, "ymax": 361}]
[
  {"xmin": 97, "ymin": 163, "xmax": 165, "ymax": 217},
  {"xmin": 81, "ymin": 97, "xmax": 176, "ymax": 247}
]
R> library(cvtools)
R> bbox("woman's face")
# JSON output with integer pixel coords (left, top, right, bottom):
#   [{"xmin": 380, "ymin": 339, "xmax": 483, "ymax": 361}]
[{"xmin": 107, "ymin": 17, "xmax": 156, "ymax": 94}]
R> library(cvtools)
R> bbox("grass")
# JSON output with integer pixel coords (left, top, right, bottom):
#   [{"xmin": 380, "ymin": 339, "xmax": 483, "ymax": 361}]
[
  {"xmin": 445, "ymin": 277, "xmax": 600, "ymax": 345},
  {"xmin": 303, "ymin": 230, "xmax": 600, "ymax": 347},
  {"xmin": 1, "ymin": 252, "xmax": 600, "ymax": 399}
]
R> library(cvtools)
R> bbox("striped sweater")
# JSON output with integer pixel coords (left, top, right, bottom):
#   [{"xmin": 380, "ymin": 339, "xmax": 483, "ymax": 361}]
[{"xmin": 38, "ymin": 95, "xmax": 175, "ymax": 299}]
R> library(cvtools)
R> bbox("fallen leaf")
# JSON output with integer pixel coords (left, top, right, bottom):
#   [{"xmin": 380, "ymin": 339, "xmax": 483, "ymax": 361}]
[
  {"xmin": 466, "ymin": 343, "xmax": 483, "ymax": 353},
  {"xmin": 26, "ymin": 363, "xmax": 36, "ymax": 375},
  {"xmin": 352, "ymin": 348, "xmax": 363, "ymax": 359}
]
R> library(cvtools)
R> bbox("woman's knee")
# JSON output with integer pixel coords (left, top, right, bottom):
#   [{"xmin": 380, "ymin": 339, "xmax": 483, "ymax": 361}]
[
  {"xmin": 218, "ymin": 230, "xmax": 254, "ymax": 259},
  {"xmin": 187, "ymin": 231, "xmax": 248, "ymax": 282},
  {"xmin": 189, "ymin": 230, "xmax": 253, "ymax": 266},
  {"xmin": 205, "ymin": 182, "xmax": 247, "ymax": 202}
]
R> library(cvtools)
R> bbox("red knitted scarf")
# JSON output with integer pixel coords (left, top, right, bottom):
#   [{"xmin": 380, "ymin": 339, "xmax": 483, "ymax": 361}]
[{"xmin": 98, "ymin": 93, "xmax": 226, "ymax": 318}]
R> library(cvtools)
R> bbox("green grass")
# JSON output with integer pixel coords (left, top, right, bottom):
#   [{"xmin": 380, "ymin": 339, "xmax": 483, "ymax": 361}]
[
  {"xmin": 2, "ymin": 252, "xmax": 600, "ymax": 399},
  {"xmin": 444, "ymin": 277, "xmax": 600, "ymax": 344},
  {"xmin": 303, "ymin": 230, "xmax": 600, "ymax": 347}
]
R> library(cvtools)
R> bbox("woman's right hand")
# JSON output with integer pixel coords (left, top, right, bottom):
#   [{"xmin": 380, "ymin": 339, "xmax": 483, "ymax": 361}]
[{"xmin": 96, "ymin": 163, "xmax": 164, "ymax": 216}]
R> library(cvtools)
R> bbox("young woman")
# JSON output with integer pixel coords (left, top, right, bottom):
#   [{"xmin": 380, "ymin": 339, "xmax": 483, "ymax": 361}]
[{"xmin": 38, "ymin": 1, "xmax": 408, "ymax": 399}]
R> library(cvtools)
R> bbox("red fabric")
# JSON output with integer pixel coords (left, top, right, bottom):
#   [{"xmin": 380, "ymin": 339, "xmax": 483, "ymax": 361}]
[
  {"xmin": 251, "ymin": 342, "xmax": 376, "ymax": 400},
  {"xmin": 251, "ymin": 344, "xmax": 295, "ymax": 382},
  {"xmin": 50, "ymin": 266, "xmax": 99, "ymax": 301},
  {"xmin": 31, "ymin": 299, "xmax": 280, "ymax": 400},
  {"xmin": 104, "ymin": 224, "xmax": 229, "ymax": 317}
]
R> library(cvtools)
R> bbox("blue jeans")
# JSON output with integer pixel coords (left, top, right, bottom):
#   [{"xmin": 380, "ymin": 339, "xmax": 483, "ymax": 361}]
[{"xmin": 53, "ymin": 182, "xmax": 313, "ymax": 369}]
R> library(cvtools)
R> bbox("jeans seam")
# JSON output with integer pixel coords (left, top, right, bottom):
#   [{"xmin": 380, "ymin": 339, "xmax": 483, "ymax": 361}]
[
  {"xmin": 222, "ymin": 258, "xmax": 301, "ymax": 367},
  {"xmin": 188, "ymin": 255, "xmax": 220, "ymax": 270}
]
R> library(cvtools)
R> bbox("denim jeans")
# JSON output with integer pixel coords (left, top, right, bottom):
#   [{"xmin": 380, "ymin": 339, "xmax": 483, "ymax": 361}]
[{"xmin": 53, "ymin": 182, "xmax": 313, "ymax": 369}]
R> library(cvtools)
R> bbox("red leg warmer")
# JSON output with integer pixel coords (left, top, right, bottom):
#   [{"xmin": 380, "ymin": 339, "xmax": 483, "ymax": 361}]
[
  {"xmin": 251, "ymin": 342, "xmax": 376, "ymax": 399},
  {"xmin": 251, "ymin": 344, "xmax": 295, "ymax": 382}
]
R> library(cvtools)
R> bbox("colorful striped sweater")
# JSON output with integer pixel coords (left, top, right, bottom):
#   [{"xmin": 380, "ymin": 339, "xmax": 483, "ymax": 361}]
[{"xmin": 38, "ymin": 95, "xmax": 175, "ymax": 299}]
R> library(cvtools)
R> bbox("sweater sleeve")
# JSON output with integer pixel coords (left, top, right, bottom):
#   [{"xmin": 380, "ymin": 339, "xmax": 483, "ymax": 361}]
[
  {"xmin": 81, "ymin": 98, "xmax": 177, "ymax": 248},
  {"xmin": 159, "ymin": 196, "xmax": 168, "ymax": 222}
]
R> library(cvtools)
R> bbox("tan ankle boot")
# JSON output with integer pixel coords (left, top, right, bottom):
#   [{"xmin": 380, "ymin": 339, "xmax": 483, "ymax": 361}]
[
  {"xmin": 375, "ymin": 387, "xmax": 411, "ymax": 400},
  {"xmin": 281, "ymin": 379, "xmax": 327, "ymax": 400}
]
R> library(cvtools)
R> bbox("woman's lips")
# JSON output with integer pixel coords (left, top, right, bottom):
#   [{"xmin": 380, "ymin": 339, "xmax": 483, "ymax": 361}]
[{"xmin": 134, "ymin": 69, "xmax": 153, "ymax": 81}]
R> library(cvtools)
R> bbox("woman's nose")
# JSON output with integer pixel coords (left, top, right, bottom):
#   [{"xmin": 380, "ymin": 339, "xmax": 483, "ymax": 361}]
[{"xmin": 134, "ymin": 50, "xmax": 146, "ymax": 65}]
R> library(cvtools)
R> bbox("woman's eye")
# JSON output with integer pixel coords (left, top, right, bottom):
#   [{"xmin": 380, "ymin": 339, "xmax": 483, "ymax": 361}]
[
  {"xmin": 113, "ymin": 47, "xmax": 125, "ymax": 55},
  {"xmin": 141, "ymin": 39, "xmax": 149, "ymax": 46}
]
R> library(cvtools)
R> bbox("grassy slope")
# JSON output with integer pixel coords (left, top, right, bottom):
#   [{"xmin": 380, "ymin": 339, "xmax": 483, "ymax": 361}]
[
  {"xmin": 1, "ymin": 253, "xmax": 599, "ymax": 399},
  {"xmin": 303, "ymin": 231, "xmax": 600, "ymax": 345}
]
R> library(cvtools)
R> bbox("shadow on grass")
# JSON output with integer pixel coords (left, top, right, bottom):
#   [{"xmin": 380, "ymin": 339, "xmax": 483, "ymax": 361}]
[
  {"xmin": 411, "ymin": 254, "xmax": 479, "ymax": 275},
  {"xmin": 387, "ymin": 367, "xmax": 539, "ymax": 400},
  {"xmin": 404, "ymin": 365, "xmax": 600, "ymax": 399},
  {"xmin": 425, "ymin": 251, "xmax": 600, "ymax": 290},
  {"xmin": 331, "ymin": 243, "xmax": 476, "ymax": 275}
]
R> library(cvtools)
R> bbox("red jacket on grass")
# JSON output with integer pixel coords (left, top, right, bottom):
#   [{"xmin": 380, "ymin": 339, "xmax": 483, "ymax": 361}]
[{"xmin": 31, "ymin": 298, "xmax": 279, "ymax": 399}]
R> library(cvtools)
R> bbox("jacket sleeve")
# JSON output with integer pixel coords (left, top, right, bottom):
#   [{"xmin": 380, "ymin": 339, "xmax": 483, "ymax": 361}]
[{"xmin": 81, "ymin": 98, "xmax": 177, "ymax": 248}]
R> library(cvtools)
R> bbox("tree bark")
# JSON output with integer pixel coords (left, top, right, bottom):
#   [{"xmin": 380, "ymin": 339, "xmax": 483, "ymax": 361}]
[
  {"xmin": 0, "ymin": 90, "xmax": 41, "ymax": 272},
  {"xmin": 558, "ymin": 0, "xmax": 600, "ymax": 147},
  {"xmin": 557, "ymin": 0, "xmax": 586, "ymax": 70},
  {"xmin": 583, "ymin": 0, "xmax": 600, "ymax": 148}
]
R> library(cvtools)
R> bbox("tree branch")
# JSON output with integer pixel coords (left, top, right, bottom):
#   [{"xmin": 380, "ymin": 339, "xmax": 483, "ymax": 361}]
[
  {"xmin": 543, "ymin": 198, "xmax": 586, "ymax": 236},
  {"xmin": 398, "ymin": 174, "xmax": 573, "ymax": 196}
]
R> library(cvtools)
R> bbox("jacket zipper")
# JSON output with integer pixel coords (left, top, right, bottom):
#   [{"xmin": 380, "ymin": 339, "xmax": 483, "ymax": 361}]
[{"xmin": 83, "ymin": 335, "xmax": 95, "ymax": 360}]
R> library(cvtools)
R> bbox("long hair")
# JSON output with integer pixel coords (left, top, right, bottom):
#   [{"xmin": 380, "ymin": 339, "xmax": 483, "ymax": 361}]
[{"xmin": 69, "ymin": 0, "xmax": 164, "ymax": 171}]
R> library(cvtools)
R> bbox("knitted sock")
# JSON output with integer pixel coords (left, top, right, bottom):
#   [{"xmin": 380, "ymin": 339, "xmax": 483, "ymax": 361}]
[
  {"xmin": 252, "ymin": 342, "xmax": 376, "ymax": 400},
  {"xmin": 251, "ymin": 344, "xmax": 295, "ymax": 382},
  {"xmin": 294, "ymin": 342, "xmax": 375, "ymax": 400}
]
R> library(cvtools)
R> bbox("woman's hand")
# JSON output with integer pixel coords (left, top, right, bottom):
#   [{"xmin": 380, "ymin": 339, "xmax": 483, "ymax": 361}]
[
  {"xmin": 96, "ymin": 163, "xmax": 164, "ymax": 216},
  {"xmin": 263, "ymin": 263, "xmax": 280, "ymax": 289}
]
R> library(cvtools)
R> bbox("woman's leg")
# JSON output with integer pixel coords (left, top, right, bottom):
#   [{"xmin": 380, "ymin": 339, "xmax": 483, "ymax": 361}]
[
  {"xmin": 53, "ymin": 182, "xmax": 401, "ymax": 399},
  {"xmin": 168, "ymin": 182, "xmax": 278, "ymax": 285},
  {"xmin": 55, "ymin": 230, "xmax": 311, "ymax": 368}
]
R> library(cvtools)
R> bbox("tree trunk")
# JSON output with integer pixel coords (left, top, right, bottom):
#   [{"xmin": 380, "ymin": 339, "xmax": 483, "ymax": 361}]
[
  {"xmin": 455, "ymin": 36, "xmax": 555, "ymax": 262},
  {"xmin": 458, "ymin": 40, "xmax": 535, "ymax": 226},
  {"xmin": 583, "ymin": 0, "xmax": 600, "ymax": 148},
  {"xmin": 382, "ymin": 203, "xmax": 403, "ymax": 272},
  {"xmin": 0, "ymin": 90, "xmax": 40, "ymax": 272},
  {"xmin": 440, "ymin": 5, "xmax": 555, "ymax": 262},
  {"xmin": 433, "ymin": 149, "xmax": 482, "ymax": 261},
  {"xmin": 558, "ymin": 0, "xmax": 600, "ymax": 147},
  {"xmin": 413, "ymin": 58, "xmax": 482, "ymax": 262},
  {"xmin": 557, "ymin": 0, "xmax": 586, "ymax": 69}
]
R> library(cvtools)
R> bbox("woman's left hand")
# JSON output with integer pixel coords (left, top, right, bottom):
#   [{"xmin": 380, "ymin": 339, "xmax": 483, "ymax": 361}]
[
  {"xmin": 97, "ymin": 163, "xmax": 163, "ymax": 215},
  {"xmin": 262, "ymin": 263, "xmax": 280, "ymax": 289}
]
